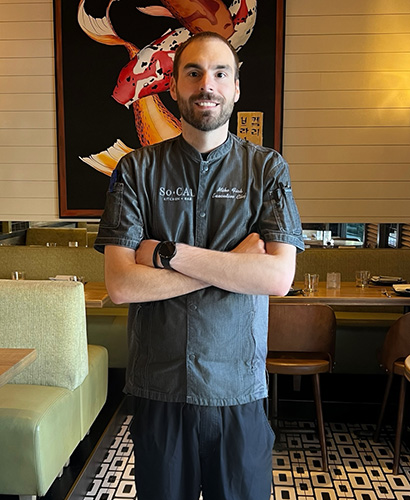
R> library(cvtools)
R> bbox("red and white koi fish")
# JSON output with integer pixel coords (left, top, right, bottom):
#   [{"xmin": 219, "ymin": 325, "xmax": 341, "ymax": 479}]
[
  {"xmin": 77, "ymin": 0, "xmax": 256, "ymax": 175},
  {"xmin": 112, "ymin": 27, "xmax": 190, "ymax": 108},
  {"xmin": 112, "ymin": 0, "xmax": 257, "ymax": 108}
]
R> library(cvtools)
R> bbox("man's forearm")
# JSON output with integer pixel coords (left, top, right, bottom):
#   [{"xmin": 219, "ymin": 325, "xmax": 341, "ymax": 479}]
[
  {"xmin": 105, "ymin": 245, "xmax": 209, "ymax": 304},
  {"xmin": 170, "ymin": 243, "xmax": 295, "ymax": 296}
]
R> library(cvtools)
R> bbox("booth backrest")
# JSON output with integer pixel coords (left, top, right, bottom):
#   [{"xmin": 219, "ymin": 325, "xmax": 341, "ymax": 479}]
[
  {"xmin": 294, "ymin": 248, "xmax": 410, "ymax": 282},
  {"xmin": 0, "ymin": 246, "xmax": 409, "ymax": 287},
  {"xmin": 26, "ymin": 227, "xmax": 88, "ymax": 246},
  {"xmin": 0, "ymin": 280, "xmax": 88, "ymax": 390},
  {"xmin": 0, "ymin": 246, "xmax": 105, "ymax": 282}
]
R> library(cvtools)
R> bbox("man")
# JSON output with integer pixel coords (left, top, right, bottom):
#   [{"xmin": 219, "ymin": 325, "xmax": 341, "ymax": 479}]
[{"xmin": 95, "ymin": 31, "xmax": 304, "ymax": 500}]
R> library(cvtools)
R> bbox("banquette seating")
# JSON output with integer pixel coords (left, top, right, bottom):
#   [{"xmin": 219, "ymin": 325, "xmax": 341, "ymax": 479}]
[
  {"xmin": 0, "ymin": 279, "xmax": 108, "ymax": 499},
  {"xmin": 25, "ymin": 227, "xmax": 88, "ymax": 246}
]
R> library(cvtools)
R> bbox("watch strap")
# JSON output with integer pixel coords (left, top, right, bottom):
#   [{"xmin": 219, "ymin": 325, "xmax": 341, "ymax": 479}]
[
  {"xmin": 159, "ymin": 241, "xmax": 176, "ymax": 269},
  {"xmin": 152, "ymin": 242, "xmax": 162, "ymax": 269}
]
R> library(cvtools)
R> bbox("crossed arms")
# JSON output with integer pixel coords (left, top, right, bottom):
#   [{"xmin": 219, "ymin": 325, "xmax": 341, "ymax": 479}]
[{"xmin": 104, "ymin": 233, "xmax": 296, "ymax": 304}]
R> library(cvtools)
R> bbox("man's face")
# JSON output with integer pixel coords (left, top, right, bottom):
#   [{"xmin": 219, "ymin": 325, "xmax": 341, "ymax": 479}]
[{"xmin": 170, "ymin": 38, "xmax": 240, "ymax": 132}]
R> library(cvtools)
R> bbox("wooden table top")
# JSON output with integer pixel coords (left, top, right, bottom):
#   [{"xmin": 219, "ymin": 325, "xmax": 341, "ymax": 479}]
[
  {"xmin": 84, "ymin": 281, "xmax": 110, "ymax": 308},
  {"xmin": 270, "ymin": 281, "xmax": 410, "ymax": 307},
  {"xmin": 0, "ymin": 348, "xmax": 37, "ymax": 388},
  {"xmin": 83, "ymin": 281, "xmax": 410, "ymax": 308}
]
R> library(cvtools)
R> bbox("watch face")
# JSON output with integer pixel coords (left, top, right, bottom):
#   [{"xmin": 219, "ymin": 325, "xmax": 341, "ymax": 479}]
[{"xmin": 159, "ymin": 241, "xmax": 176, "ymax": 258}]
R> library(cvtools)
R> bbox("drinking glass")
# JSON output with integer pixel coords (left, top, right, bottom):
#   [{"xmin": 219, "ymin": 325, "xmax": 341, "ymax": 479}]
[
  {"xmin": 355, "ymin": 270, "xmax": 370, "ymax": 288},
  {"xmin": 304, "ymin": 273, "xmax": 319, "ymax": 292},
  {"xmin": 326, "ymin": 272, "xmax": 341, "ymax": 289},
  {"xmin": 11, "ymin": 271, "xmax": 25, "ymax": 280}
]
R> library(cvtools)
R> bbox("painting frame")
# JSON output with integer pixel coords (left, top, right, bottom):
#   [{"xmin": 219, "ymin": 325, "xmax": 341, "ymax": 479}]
[{"xmin": 54, "ymin": 0, "xmax": 286, "ymax": 218}]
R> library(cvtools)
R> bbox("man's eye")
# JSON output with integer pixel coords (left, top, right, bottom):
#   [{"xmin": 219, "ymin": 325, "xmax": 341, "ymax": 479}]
[
  {"xmin": 216, "ymin": 72, "xmax": 227, "ymax": 78},
  {"xmin": 188, "ymin": 71, "xmax": 199, "ymax": 77}
]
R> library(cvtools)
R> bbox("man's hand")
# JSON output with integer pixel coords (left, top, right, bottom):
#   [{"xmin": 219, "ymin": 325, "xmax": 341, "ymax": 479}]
[{"xmin": 231, "ymin": 233, "xmax": 266, "ymax": 255}]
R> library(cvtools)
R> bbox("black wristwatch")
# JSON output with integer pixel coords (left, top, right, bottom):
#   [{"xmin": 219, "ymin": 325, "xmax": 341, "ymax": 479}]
[{"xmin": 153, "ymin": 241, "xmax": 177, "ymax": 269}]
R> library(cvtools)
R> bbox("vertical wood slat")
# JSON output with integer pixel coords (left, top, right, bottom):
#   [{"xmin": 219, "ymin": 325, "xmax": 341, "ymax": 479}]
[{"xmin": 399, "ymin": 224, "xmax": 410, "ymax": 248}]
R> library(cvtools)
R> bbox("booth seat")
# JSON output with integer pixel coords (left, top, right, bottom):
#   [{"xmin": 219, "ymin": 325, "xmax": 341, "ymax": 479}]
[{"xmin": 0, "ymin": 280, "xmax": 108, "ymax": 499}]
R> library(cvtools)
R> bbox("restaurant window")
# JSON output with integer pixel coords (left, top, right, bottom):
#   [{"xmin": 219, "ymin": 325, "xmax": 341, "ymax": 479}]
[
  {"xmin": 302, "ymin": 223, "xmax": 364, "ymax": 248},
  {"xmin": 388, "ymin": 224, "xmax": 398, "ymax": 248}
]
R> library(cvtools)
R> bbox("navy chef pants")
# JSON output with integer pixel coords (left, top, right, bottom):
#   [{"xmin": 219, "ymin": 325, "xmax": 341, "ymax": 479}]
[{"xmin": 129, "ymin": 397, "xmax": 274, "ymax": 500}]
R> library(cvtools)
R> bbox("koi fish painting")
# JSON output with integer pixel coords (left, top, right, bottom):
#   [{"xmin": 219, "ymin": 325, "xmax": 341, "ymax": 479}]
[{"xmin": 54, "ymin": 0, "xmax": 284, "ymax": 216}]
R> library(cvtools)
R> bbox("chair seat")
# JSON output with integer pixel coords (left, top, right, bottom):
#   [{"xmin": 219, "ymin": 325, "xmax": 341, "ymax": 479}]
[
  {"xmin": 393, "ymin": 359, "xmax": 405, "ymax": 376},
  {"xmin": 266, "ymin": 358, "xmax": 330, "ymax": 375}
]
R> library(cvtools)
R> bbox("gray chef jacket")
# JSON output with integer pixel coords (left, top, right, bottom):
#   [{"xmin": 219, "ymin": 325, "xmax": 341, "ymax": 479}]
[{"xmin": 95, "ymin": 132, "xmax": 304, "ymax": 406}]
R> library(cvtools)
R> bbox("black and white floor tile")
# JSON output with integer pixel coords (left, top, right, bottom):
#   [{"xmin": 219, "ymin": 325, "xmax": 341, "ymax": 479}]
[{"xmin": 78, "ymin": 416, "xmax": 410, "ymax": 500}]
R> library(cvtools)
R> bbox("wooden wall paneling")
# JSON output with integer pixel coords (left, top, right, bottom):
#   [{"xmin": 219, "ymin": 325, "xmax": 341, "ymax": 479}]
[
  {"xmin": 0, "ymin": 0, "xmax": 58, "ymax": 221},
  {"xmin": 286, "ymin": 0, "xmax": 410, "ymax": 16},
  {"xmin": 0, "ymin": 181, "xmax": 57, "ymax": 198},
  {"xmin": 0, "ymin": 164, "xmax": 55, "ymax": 181},
  {"xmin": 0, "ymin": 129, "xmax": 56, "ymax": 147},
  {"xmin": 284, "ymin": 1, "xmax": 410, "ymax": 222},
  {"xmin": 0, "ymin": 198, "xmax": 58, "ymax": 217},
  {"xmin": 290, "ymin": 164, "xmax": 410, "ymax": 182}
]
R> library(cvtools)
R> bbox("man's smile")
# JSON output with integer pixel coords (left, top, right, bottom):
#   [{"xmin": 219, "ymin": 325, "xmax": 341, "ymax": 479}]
[{"xmin": 195, "ymin": 101, "xmax": 219, "ymax": 108}]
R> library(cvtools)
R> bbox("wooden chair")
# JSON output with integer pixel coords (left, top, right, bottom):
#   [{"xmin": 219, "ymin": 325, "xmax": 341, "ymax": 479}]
[
  {"xmin": 267, "ymin": 303, "xmax": 336, "ymax": 472},
  {"xmin": 373, "ymin": 312, "xmax": 410, "ymax": 475}
]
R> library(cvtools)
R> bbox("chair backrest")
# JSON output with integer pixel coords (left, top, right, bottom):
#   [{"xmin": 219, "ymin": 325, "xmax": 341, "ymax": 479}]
[
  {"xmin": 0, "ymin": 280, "xmax": 88, "ymax": 390},
  {"xmin": 380, "ymin": 312, "xmax": 410, "ymax": 371},
  {"xmin": 26, "ymin": 227, "xmax": 87, "ymax": 246},
  {"xmin": 268, "ymin": 303, "xmax": 336, "ymax": 363}
]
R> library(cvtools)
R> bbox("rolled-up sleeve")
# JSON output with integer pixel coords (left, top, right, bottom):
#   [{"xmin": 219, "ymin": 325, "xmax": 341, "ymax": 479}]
[
  {"xmin": 94, "ymin": 158, "xmax": 144, "ymax": 254},
  {"xmin": 259, "ymin": 155, "xmax": 305, "ymax": 253}
]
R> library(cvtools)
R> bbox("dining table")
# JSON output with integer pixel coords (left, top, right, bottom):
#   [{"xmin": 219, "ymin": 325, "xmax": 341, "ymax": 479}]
[
  {"xmin": 270, "ymin": 281, "xmax": 410, "ymax": 310},
  {"xmin": 0, "ymin": 348, "xmax": 37, "ymax": 388},
  {"xmin": 84, "ymin": 281, "xmax": 110, "ymax": 308},
  {"xmin": 83, "ymin": 281, "xmax": 410, "ymax": 309}
]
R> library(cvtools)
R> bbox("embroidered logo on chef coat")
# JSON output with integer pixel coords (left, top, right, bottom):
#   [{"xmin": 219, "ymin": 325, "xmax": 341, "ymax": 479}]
[
  {"xmin": 159, "ymin": 186, "xmax": 195, "ymax": 202},
  {"xmin": 212, "ymin": 186, "xmax": 246, "ymax": 200}
]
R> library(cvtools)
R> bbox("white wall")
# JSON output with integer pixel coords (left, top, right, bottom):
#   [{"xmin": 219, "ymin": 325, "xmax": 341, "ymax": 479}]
[
  {"xmin": 1, "ymin": 0, "xmax": 410, "ymax": 222},
  {"xmin": 0, "ymin": 0, "xmax": 58, "ymax": 221},
  {"xmin": 283, "ymin": 0, "xmax": 410, "ymax": 223}
]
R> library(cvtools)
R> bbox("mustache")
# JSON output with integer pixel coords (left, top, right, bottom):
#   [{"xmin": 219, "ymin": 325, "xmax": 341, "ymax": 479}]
[{"xmin": 190, "ymin": 92, "xmax": 223, "ymax": 103}]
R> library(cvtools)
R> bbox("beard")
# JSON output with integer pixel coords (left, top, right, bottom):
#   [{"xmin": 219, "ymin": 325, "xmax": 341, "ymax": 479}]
[{"xmin": 176, "ymin": 91, "xmax": 235, "ymax": 132}]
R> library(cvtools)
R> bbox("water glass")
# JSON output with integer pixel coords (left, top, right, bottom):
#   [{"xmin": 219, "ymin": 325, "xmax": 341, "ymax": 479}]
[
  {"xmin": 326, "ymin": 272, "xmax": 341, "ymax": 289},
  {"xmin": 355, "ymin": 270, "xmax": 370, "ymax": 288},
  {"xmin": 304, "ymin": 273, "xmax": 319, "ymax": 292},
  {"xmin": 11, "ymin": 271, "xmax": 25, "ymax": 280}
]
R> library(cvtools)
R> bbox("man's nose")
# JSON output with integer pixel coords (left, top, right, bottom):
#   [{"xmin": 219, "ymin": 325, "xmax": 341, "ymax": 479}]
[{"xmin": 199, "ymin": 73, "xmax": 213, "ymax": 92}]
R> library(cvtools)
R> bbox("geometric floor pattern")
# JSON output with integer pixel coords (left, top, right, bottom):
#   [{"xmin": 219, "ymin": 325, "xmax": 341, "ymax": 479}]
[
  {"xmin": 80, "ymin": 416, "xmax": 410, "ymax": 500},
  {"xmin": 272, "ymin": 420, "xmax": 410, "ymax": 500}
]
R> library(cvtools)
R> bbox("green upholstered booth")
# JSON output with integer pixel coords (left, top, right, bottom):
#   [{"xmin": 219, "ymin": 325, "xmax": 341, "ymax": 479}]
[
  {"xmin": 25, "ymin": 227, "xmax": 88, "ymax": 246},
  {"xmin": 0, "ymin": 280, "xmax": 108, "ymax": 499}
]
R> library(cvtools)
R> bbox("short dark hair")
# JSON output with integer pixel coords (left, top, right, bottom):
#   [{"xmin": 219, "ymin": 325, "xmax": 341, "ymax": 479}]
[{"xmin": 173, "ymin": 31, "xmax": 240, "ymax": 81}]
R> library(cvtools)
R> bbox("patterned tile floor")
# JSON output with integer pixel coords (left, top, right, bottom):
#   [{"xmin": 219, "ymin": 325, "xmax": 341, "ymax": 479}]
[{"xmin": 76, "ymin": 416, "xmax": 410, "ymax": 500}]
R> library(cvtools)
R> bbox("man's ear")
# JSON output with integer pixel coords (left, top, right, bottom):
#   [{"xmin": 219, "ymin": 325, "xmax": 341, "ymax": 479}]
[
  {"xmin": 234, "ymin": 79, "xmax": 240, "ymax": 103},
  {"xmin": 170, "ymin": 76, "xmax": 177, "ymax": 102}
]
